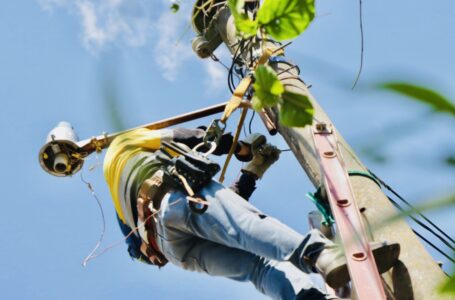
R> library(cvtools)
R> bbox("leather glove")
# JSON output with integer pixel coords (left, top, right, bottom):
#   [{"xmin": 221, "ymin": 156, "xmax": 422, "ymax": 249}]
[
  {"xmin": 242, "ymin": 143, "xmax": 280, "ymax": 179},
  {"xmin": 236, "ymin": 133, "xmax": 267, "ymax": 162}
]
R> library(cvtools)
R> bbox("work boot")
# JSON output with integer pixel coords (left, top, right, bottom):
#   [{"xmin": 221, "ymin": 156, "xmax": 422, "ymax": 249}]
[{"xmin": 315, "ymin": 241, "xmax": 400, "ymax": 289}]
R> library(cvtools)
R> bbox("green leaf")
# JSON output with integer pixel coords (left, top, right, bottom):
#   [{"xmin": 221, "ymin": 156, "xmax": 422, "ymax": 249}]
[
  {"xmin": 228, "ymin": 0, "xmax": 259, "ymax": 38},
  {"xmin": 252, "ymin": 65, "xmax": 284, "ymax": 110},
  {"xmin": 446, "ymin": 156, "xmax": 455, "ymax": 167},
  {"xmin": 170, "ymin": 3, "xmax": 180, "ymax": 13},
  {"xmin": 380, "ymin": 82, "xmax": 455, "ymax": 117},
  {"xmin": 257, "ymin": 0, "xmax": 315, "ymax": 41},
  {"xmin": 279, "ymin": 91, "xmax": 314, "ymax": 127},
  {"xmin": 440, "ymin": 269, "xmax": 455, "ymax": 294}
]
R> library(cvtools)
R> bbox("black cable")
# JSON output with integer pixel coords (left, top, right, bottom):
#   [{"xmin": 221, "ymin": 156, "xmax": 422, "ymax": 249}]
[
  {"xmin": 248, "ymin": 110, "xmax": 255, "ymax": 134},
  {"xmin": 228, "ymin": 40, "xmax": 243, "ymax": 93},
  {"xmin": 370, "ymin": 170, "xmax": 455, "ymax": 245},
  {"xmin": 352, "ymin": 0, "xmax": 364, "ymax": 89},
  {"xmin": 388, "ymin": 196, "xmax": 455, "ymax": 251},
  {"xmin": 387, "ymin": 198, "xmax": 455, "ymax": 264},
  {"xmin": 412, "ymin": 229, "xmax": 455, "ymax": 264}
]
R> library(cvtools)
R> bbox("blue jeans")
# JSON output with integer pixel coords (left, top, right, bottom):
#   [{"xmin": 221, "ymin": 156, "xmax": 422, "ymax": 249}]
[{"xmin": 155, "ymin": 181, "xmax": 332, "ymax": 300}]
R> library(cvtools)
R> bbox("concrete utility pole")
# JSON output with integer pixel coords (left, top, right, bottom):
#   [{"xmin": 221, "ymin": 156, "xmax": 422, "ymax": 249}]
[{"xmin": 195, "ymin": 6, "xmax": 448, "ymax": 300}]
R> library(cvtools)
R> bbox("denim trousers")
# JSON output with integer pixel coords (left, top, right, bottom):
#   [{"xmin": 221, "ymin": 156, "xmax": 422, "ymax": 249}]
[{"xmin": 155, "ymin": 181, "xmax": 333, "ymax": 300}]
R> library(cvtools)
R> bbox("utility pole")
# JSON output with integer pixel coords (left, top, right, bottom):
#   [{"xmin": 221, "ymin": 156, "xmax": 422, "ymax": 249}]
[{"xmin": 200, "ymin": 6, "xmax": 448, "ymax": 299}]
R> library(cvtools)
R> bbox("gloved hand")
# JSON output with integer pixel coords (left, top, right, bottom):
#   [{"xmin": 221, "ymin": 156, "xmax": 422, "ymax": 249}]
[
  {"xmin": 236, "ymin": 133, "xmax": 267, "ymax": 162},
  {"xmin": 242, "ymin": 143, "xmax": 280, "ymax": 179}
]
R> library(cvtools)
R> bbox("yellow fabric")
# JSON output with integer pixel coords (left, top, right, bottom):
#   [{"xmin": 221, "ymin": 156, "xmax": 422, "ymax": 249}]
[
  {"xmin": 103, "ymin": 128, "xmax": 162, "ymax": 223},
  {"xmin": 220, "ymin": 46, "xmax": 282, "ymax": 124},
  {"xmin": 220, "ymin": 76, "xmax": 252, "ymax": 123}
]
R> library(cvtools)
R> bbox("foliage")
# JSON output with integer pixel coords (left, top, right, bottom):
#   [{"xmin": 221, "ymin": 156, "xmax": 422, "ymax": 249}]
[
  {"xmin": 252, "ymin": 66, "xmax": 313, "ymax": 127},
  {"xmin": 280, "ymin": 92, "xmax": 314, "ymax": 127},
  {"xmin": 228, "ymin": 0, "xmax": 315, "ymax": 41},
  {"xmin": 361, "ymin": 82, "xmax": 455, "ymax": 167},
  {"xmin": 170, "ymin": 3, "xmax": 180, "ymax": 13},
  {"xmin": 446, "ymin": 156, "xmax": 455, "ymax": 167},
  {"xmin": 227, "ymin": 0, "xmax": 259, "ymax": 38},
  {"xmin": 257, "ymin": 0, "xmax": 315, "ymax": 41},
  {"xmin": 380, "ymin": 82, "xmax": 455, "ymax": 117},
  {"xmin": 252, "ymin": 65, "xmax": 284, "ymax": 109},
  {"xmin": 440, "ymin": 270, "xmax": 455, "ymax": 294}
]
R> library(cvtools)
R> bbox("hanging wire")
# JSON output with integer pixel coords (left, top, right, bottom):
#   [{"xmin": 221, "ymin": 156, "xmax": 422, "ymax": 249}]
[
  {"xmin": 80, "ymin": 171, "xmax": 106, "ymax": 267},
  {"xmin": 248, "ymin": 110, "xmax": 256, "ymax": 134},
  {"xmin": 352, "ymin": 0, "xmax": 364, "ymax": 89},
  {"xmin": 81, "ymin": 192, "xmax": 183, "ymax": 266}
]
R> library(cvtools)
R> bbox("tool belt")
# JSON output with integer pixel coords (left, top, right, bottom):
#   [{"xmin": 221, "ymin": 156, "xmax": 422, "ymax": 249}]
[
  {"xmin": 136, "ymin": 169, "xmax": 169, "ymax": 267},
  {"xmin": 157, "ymin": 141, "xmax": 221, "ymax": 193},
  {"xmin": 136, "ymin": 142, "xmax": 221, "ymax": 266}
]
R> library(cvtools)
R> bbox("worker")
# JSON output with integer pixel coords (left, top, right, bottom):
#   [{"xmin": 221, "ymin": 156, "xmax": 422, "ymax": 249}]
[{"xmin": 103, "ymin": 127, "xmax": 400, "ymax": 300}]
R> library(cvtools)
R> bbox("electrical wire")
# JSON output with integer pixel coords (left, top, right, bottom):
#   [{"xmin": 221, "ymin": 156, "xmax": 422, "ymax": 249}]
[
  {"xmin": 370, "ymin": 170, "xmax": 455, "ymax": 246},
  {"xmin": 387, "ymin": 196, "xmax": 455, "ymax": 254},
  {"xmin": 248, "ymin": 110, "xmax": 256, "ymax": 134},
  {"xmin": 352, "ymin": 0, "xmax": 364, "ymax": 89},
  {"xmin": 363, "ymin": 171, "xmax": 455, "ymax": 265},
  {"xmin": 412, "ymin": 229, "xmax": 455, "ymax": 264},
  {"xmin": 80, "ymin": 171, "xmax": 106, "ymax": 267},
  {"xmin": 339, "ymin": 143, "xmax": 454, "ymax": 265}
]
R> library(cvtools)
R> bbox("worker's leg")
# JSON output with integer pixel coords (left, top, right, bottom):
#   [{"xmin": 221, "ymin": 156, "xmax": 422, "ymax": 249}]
[
  {"xmin": 158, "ymin": 236, "xmax": 332, "ymax": 300},
  {"xmin": 157, "ymin": 181, "xmax": 332, "ymax": 274}
]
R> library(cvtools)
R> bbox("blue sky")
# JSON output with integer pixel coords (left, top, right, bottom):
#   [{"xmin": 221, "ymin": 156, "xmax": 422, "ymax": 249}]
[{"xmin": 1, "ymin": 0, "xmax": 454, "ymax": 299}]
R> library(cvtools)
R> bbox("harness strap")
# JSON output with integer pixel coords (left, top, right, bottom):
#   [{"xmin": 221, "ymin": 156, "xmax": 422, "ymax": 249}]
[
  {"xmin": 219, "ymin": 107, "xmax": 248, "ymax": 183},
  {"xmin": 220, "ymin": 76, "xmax": 252, "ymax": 124},
  {"xmin": 218, "ymin": 46, "xmax": 284, "ymax": 182},
  {"xmin": 136, "ymin": 170, "xmax": 169, "ymax": 267}
]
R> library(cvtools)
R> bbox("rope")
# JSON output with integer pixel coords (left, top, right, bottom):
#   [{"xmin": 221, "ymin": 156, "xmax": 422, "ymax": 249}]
[
  {"xmin": 217, "ymin": 44, "xmax": 284, "ymax": 182},
  {"xmin": 219, "ymin": 107, "xmax": 249, "ymax": 183}
]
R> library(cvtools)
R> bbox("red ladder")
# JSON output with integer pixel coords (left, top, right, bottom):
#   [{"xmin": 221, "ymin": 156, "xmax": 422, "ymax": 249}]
[{"xmin": 311, "ymin": 122, "xmax": 386, "ymax": 299}]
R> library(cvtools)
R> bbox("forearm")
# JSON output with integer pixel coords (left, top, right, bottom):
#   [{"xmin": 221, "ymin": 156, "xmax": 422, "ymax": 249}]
[{"xmin": 230, "ymin": 172, "xmax": 257, "ymax": 201}]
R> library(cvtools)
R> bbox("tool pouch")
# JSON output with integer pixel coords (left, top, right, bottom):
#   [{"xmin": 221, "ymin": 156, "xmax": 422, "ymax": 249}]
[{"xmin": 156, "ymin": 142, "xmax": 221, "ymax": 193}]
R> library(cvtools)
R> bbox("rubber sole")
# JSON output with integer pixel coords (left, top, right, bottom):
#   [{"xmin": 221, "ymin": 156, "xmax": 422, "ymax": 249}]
[{"xmin": 325, "ymin": 243, "xmax": 400, "ymax": 289}]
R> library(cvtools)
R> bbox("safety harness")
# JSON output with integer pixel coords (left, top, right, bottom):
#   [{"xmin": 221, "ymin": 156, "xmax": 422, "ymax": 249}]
[{"xmin": 135, "ymin": 170, "xmax": 169, "ymax": 267}]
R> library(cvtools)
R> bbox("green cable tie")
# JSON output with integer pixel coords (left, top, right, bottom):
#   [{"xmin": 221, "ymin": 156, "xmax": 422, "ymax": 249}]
[{"xmin": 306, "ymin": 192, "xmax": 335, "ymax": 226}]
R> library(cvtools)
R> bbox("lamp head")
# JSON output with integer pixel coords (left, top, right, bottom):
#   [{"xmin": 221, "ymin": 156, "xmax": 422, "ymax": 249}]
[{"xmin": 39, "ymin": 122, "xmax": 84, "ymax": 177}]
